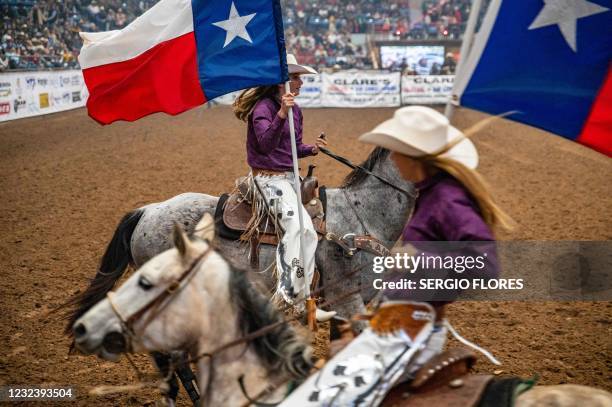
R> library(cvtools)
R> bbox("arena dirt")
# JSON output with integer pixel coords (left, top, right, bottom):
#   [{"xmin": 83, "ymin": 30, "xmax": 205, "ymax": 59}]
[{"xmin": 0, "ymin": 106, "xmax": 610, "ymax": 405}]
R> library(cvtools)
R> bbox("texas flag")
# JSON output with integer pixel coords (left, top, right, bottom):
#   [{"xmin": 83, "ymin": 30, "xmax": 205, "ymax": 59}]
[
  {"xmin": 79, "ymin": 0, "xmax": 288, "ymax": 125},
  {"xmin": 452, "ymin": 0, "xmax": 612, "ymax": 156}
]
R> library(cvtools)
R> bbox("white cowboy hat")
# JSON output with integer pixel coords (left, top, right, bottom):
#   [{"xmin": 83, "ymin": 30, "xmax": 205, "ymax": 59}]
[
  {"xmin": 359, "ymin": 106, "xmax": 478, "ymax": 169},
  {"xmin": 287, "ymin": 53, "xmax": 317, "ymax": 75}
]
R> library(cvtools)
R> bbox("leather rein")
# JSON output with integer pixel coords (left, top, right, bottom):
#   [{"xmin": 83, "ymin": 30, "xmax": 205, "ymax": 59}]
[
  {"xmin": 319, "ymin": 146, "xmax": 415, "ymax": 258},
  {"xmin": 105, "ymin": 241, "xmax": 365, "ymax": 406},
  {"xmin": 319, "ymin": 146, "xmax": 416, "ymax": 198},
  {"xmin": 106, "ymin": 245, "xmax": 214, "ymax": 353}
]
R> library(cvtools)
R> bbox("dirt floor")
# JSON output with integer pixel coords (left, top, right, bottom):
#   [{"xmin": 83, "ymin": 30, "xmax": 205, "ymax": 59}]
[{"xmin": 0, "ymin": 105, "xmax": 610, "ymax": 406}]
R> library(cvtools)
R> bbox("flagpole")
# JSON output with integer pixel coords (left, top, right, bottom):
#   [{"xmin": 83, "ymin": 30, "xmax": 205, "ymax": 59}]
[
  {"xmin": 285, "ymin": 82, "xmax": 315, "ymax": 328},
  {"xmin": 445, "ymin": 0, "xmax": 485, "ymax": 120}
]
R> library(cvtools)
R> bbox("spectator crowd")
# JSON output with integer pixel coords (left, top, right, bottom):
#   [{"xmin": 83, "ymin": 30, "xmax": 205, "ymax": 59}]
[
  {"xmin": 1, "ymin": 0, "xmax": 468, "ymax": 72},
  {"xmin": 282, "ymin": 0, "xmax": 468, "ymax": 71},
  {"xmin": 1, "ymin": 0, "xmax": 155, "ymax": 70}
]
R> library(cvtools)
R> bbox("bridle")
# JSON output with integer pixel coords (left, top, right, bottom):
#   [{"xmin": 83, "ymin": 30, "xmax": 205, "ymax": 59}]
[
  {"xmin": 106, "ymin": 245, "xmax": 214, "ymax": 353},
  {"xmin": 103, "ymin": 241, "xmax": 365, "ymax": 406},
  {"xmin": 319, "ymin": 146, "xmax": 417, "ymax": 198}
]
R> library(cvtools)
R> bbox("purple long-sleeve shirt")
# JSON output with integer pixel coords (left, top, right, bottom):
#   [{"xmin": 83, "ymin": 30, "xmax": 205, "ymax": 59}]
[
  {"xmin": 246, "ymin": 97, "xmax": 315, "ymax": 171},
  {"xmin": 384, "ymin": 172, "xmax": 500, "ymax": 303}
]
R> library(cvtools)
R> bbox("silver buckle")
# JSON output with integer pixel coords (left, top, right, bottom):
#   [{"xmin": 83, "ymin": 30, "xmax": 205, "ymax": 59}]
[{"xmin": 342, "ymin": 233, "xmax": 357, "ymax": 256}]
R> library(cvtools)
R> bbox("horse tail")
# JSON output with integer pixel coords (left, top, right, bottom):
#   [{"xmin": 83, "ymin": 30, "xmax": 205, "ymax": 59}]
[{"xmin": 61, "ymin": 208, "xmax": 144, "ymax": 335}]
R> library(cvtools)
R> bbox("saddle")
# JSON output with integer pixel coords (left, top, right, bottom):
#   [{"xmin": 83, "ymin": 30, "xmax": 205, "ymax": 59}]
[
  {"xmin": 214, "ymin": 165, "xmax": 326, "ymax": 268},
  {"xmin": 327, "ymin": 304, "xmax": 497, "ymax": 407},
  {"xmin": 383, "ymin": 349, "xmax": 493, "ymax": 407}
]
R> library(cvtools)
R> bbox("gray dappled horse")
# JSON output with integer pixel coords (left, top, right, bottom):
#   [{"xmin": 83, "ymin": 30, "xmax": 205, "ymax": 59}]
[
  {"xmin": 64, "ymin": 147, "xmax": 415, "ymax": 329},
  {"xmin": 63, "ymin": 147, "xmax": 414, "ymax": 404}
]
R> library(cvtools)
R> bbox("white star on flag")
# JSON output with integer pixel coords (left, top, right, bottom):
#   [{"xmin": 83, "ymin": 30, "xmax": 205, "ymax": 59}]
[
  {"xmin": 212, "ymin": 2, "xmax": 257, "ymax": 48},
  {"xmin": 528, "ymin": 0, "xmax": 610, "ymax": 52}
]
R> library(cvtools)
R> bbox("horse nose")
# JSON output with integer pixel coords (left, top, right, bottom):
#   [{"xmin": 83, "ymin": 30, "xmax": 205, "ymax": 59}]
[
  {"xmin": 73, "ymin": 323, "xmax": 87, "ymax": 339},
  {"xmin": 102, "ymin": 331, "xmax": 127, "ymax": 354}
]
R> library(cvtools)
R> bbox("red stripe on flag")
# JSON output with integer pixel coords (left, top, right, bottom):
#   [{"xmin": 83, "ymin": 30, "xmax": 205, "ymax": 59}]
[
  {"xmin": 578, "ymin": 67, "xmax": 612, "ymax": 157},
  {"xmin": 83, "ymin": 32, "xmax": 206, "ymax": 125}
]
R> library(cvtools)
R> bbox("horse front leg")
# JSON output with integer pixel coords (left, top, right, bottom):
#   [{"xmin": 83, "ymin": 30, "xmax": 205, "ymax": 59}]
[
  {"xmin": 150, "ymin": 351, "xmax": 200, "ymax": 406},
  {"xmin": 151, "ymin": 352, "xmax": 180, "ymax": 406},
  {"xmin": 318, "ymin": 243, "xmax": 368, "ymax": 335}
]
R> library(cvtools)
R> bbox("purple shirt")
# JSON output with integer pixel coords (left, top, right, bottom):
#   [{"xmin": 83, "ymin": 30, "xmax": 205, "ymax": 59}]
[
  {"xmin": 246, "ymin": 97, "xmax": 315, "ymax": 171},
  {"xmin": 401, "ymin": 172, "xmax": 496, "ymax": 243},
  {"xmin": 385, "ymin": 172, "xmax": 500, "ymax": 302}
]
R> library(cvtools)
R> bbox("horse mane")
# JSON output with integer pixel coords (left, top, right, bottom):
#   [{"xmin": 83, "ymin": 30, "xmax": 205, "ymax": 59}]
[
  {"xmin": 341, "ymin": 146, "xmax": 391, "ymax": 188},
  {"xmin": 228, "ymin": 267, "xmax": 313, "ymax": 379}
]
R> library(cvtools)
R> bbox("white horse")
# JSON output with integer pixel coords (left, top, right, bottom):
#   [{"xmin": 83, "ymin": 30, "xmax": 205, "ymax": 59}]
[{"xmin": 73, "ymin": 215, "xmax": 612, "ymax": 407}]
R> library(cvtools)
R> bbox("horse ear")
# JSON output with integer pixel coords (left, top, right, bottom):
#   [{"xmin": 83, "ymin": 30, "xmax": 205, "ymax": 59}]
[
  {"xmin": 172, "ymin": 222, "xmax": 192, "ymax": 258},
  {"xmin": 195, "ymin": 213, "xmax": 215, "ymax": 241}
]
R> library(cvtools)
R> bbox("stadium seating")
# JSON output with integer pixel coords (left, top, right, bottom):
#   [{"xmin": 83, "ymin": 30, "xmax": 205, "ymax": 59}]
[{"xmin": 1, "ymin": 0, "xmax": 469, "ymax": 72}]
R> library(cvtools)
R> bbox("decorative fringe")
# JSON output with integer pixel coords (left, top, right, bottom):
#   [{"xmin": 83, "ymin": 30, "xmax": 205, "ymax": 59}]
[{"xmin": 233, "ymin": 174, "xmax": 285, "ymax": 301}]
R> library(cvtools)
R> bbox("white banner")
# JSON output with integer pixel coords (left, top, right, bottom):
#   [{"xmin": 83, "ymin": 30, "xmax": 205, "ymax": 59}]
[
  {"xmin": 295, "ymin": 74, "xmax": 323, "ymax": 107},
  {"xmin": 401, "ymin": 75, "xmax": 454, "ymax": 105},
  {"xmin": 0, "ymin": 70, "xmax": 88, "ymax": 122},
  {"xmin": 321, "ymin": 71, "xmax": 401, "ymax": 108}
]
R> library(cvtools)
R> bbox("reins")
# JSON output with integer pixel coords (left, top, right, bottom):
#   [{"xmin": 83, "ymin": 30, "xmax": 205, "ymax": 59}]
[
  {"xmin": 188, "ymin": 263, "xmax": 367, "ymax": 365},
  {"xmin": 106, "ymin": 245, "xmax": 214, "ymax": 354},
  {"xmin": 193, "ymin": 286, "xmax": 362, "ymax": 407},
  {"xmin": 104, "ymin": 240, "xmax": 368, "ymax": 406},
  {"xmin": 319, "ymin": 146, "xmax": 416, "ymax": 198}
]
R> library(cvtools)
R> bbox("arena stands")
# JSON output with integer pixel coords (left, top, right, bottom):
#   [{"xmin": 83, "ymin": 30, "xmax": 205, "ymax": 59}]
[
  {"xmin": 1, "ymin": 0, "xmax": 467, "ymax": 72},
  {"xmin": 282, "ymin": 0, "xmax": 470, "ymax": 71},
  {"xmin": 1, "ymin": 0, "xmax": 155, "ymax": 70}
]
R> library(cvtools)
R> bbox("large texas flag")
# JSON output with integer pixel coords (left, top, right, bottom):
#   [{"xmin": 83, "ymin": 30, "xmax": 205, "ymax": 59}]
[
  {"xmin": 79, "ymin": 0, "xmax": 288, "ymax": 125},
  {"xmin": 453, "ymin": 0, "xmax": 612, "ymax": 156}
]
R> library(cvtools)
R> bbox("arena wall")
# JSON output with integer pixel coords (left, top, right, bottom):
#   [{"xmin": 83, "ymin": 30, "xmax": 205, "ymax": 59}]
[
  {"xmin": 0, "ymin": 70, "xmax": 454, "ymax": 122},
  {"xmin": 0, "ymin": 70, "xmax": 88, "ymax": 122}
]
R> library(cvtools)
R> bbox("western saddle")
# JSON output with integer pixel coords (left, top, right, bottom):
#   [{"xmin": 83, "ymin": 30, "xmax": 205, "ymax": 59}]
[
  {"xmin": 215, "ymin": 165, "xmax": 392, "ymax": 269},
  {"xmin": 214, "ymin": 165, "xmax": 326, "ymax": 269},
  {"xmin": 327, "ymin": 303, "xmax": 520, "ymax": 407}
]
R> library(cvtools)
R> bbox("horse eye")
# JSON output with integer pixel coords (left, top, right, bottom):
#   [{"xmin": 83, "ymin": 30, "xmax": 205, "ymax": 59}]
[{"xmin": 138, "ymin": 275, "xmax": 154, "ymax": 290}]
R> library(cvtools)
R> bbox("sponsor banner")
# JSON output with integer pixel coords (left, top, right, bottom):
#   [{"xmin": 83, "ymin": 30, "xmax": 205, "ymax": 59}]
[
  {"xmin": 295, "ymin": 74, "xmax": 323, "ymax": 107},
  {"xmin": 0, "ymin": 101, "xmax": 10, "ymax": 115},
  {"xmin": 321, "ymin": 71, "xmax": 401, "ymax": 108},
  {"xmin": 0, "ymin": 70, "xmax": 456, "ymax": 121},
  {"xmin": 0, "ymin": 70, "xmax": 87, "ymax": 122},
  {"xmin": 401, "ymin": 75, "xmax": 454, "ymax": 105}
]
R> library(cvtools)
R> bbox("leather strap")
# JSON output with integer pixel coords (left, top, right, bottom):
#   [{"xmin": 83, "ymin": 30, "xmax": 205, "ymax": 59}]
[
  {"xmin": 325, "ymin": 233, "xmax": 391, "ymax": 257},
  {"xmin": 354, "ymin": 235, "xmax": 391, "ymax": 257},
  {"xmin": 410, "ymin": 348, "xmax": 477, "ymax": 391},
  {"xmin": 319, "ymin": 147, "xmax": 416, "ymax": 198},
  {"xmin": 249, "ymin": 235, "xmax": 260, "ymax": 269},
  {"xmin": 383, "ymin": 374, "xmax": 494, "ymax": 407}
]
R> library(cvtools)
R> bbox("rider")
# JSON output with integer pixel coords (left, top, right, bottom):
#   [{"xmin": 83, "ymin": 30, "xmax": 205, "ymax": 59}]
[
  {"xmin": 233, "ymin": 54, "xmax": 335, "ymax": 322},
  {"xmin": 280, "ymin": 106, "xmax": 512, "ymax": 406}
]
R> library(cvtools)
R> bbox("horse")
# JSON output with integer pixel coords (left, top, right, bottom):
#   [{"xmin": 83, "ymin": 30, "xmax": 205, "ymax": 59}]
[
  {"xmin": 63, "ymin": 147, "xmax": 416, "ymax": 331},
  {"xmin": 72, "ymin": 215, "xmax": 612, "ymax": 407},
  {"xmin": 73, "ymin": 215, "xmax": 313, "ymax": 406}
]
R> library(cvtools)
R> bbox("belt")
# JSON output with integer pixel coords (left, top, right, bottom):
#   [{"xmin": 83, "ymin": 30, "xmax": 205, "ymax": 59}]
[{"xmin": 251, "ymin": 168, "xmax": 292, "ymax": 177}]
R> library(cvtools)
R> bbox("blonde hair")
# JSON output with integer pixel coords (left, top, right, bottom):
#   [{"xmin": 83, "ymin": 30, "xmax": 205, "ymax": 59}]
[
  {"xmin": 415, "ymin": 113, "xmax": 516, "ymax": 232},
  {"xmin": 233, "ymin": 85, "xmax": 278, "ymax": 122},
  {"xmin": 416, "ymin": 154, "xmax": 515, "ymax": 231}
]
